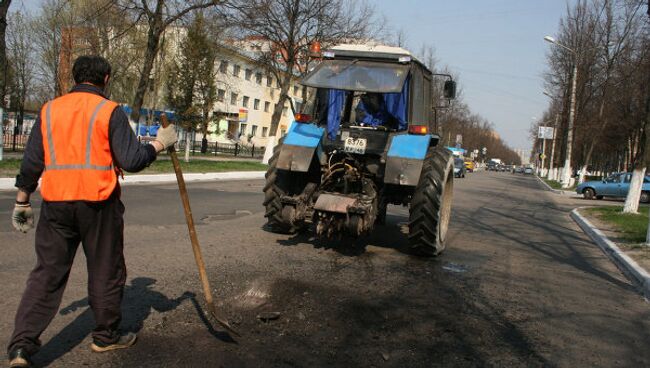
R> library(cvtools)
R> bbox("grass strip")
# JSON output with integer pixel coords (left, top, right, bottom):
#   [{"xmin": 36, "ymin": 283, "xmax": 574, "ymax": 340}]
[{"xmin": 583, "ymin": 206, "xmax": 648, "ymax": 243}]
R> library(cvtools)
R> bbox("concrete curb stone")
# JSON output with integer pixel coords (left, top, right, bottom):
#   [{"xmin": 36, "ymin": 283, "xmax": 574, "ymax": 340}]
[
  {"xmin": 0, "ymin": 171, "xmax": 266, "ymax": 191},
  {"xmin": 571, "ymin": 207, "xmax": 650, "ymax": 298},
  {"xmin": 535, "ymin": 175, "xmax": 574, "ymax": 196}
]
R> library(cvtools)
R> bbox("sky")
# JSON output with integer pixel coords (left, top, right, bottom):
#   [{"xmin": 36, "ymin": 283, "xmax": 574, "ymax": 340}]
[
  {"xmin": 371, "ymin": 0, "xmax": 573, "ymax": 150},
  {"xmin": 18, "ymin": 0, "xmax": 569, "ymax": 149}
]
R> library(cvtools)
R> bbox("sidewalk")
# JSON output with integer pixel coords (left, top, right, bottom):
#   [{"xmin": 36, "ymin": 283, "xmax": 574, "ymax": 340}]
[
  {"xmin": 0, "ymin": 171, "xmax": 266, "ymax": 191},
  {"xmin": 571, "ymin": 207, "xmax": 650, "ymax": 297}
]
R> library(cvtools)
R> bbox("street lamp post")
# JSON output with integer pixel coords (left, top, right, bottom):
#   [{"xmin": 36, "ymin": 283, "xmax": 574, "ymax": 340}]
[{"xmin": 544, "ymin": 35, "xmax": 578, "ymax": 189}]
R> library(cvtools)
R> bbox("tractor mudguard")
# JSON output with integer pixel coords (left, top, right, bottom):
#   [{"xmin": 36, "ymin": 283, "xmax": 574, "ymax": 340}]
[
  {"xmin": 384, "ymin": 134, "xmax": 431, "ymax": 186},
  {"xmin": 277, "ymin": 123, "xmax": 326, "ymax": 172}
]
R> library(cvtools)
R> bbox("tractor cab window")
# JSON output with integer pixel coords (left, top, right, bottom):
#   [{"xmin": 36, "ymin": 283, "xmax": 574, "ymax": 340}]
[
  {"xmin": 353, "ymin": 92, "xmax": 400, "ymax": 130},
  {"xmin": 301, "ymin": 59, "xmax": 409, "ymax": 93}
]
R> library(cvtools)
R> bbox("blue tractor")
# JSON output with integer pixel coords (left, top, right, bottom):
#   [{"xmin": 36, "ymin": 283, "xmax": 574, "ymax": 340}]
[{"xmin": 264, "ymin": 45, "xmax": 457, "ymax": 256}]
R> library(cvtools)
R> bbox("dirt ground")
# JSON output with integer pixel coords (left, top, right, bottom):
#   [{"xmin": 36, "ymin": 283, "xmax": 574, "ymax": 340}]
[{"xmin": 1, "ymin": 172, "xmax": 649, "ymax": 367}]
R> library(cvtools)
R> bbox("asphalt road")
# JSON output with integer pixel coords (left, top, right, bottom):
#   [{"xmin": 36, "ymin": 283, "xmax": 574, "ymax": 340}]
[{"xmin": 1, "ymin": 172, "xmax": 649, "ymax": 367}]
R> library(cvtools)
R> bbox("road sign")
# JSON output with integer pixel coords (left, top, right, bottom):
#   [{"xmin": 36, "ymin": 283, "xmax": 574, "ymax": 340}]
[
  {"xmin": 455, "ymin": 134, "xmax": 462, "ymax": 144},
  {"xmin": 538, "ymin": 126, "xmax": 554, "ymax": 139},
  {"xmin": 481, "ymin": 147, "xmax": 487, "ymax": 154}
]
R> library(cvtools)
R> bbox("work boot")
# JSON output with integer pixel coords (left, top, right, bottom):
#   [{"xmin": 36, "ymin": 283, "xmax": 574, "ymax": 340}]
[
  {"xmin": 8, "ymin": 348, "xmax": 31, "ymax": 368},
  {"xmin": 90, "ymin": 332, "xmax": 137, "ymax": 353}
]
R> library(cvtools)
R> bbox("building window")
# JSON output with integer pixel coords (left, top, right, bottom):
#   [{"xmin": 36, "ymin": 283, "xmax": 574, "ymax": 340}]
[
  {"xmin": 233, "ymin": 64, "xmax": 240, "ymax": 77},
  {"xmin": 255, "ymin": 72, "xmax": 262, "ymax": 84},
  {"xmin": 266, "ymin": 75, "xmax": 272, "ymax": 87},
  {"xmin": 217, "ymin": 89, "xmax": 225, "ymax": 102},
  {"xmin": 262, "ymin": 127, "xmax": 268, "ymax": 137},
  {"xmin": 251, "ymin": 125, "xmax": 258, "ymax": 137},
  {"xmin": 239, "ymin": 123, "xmax": 247, "ymax": 137},
  {"xmin": 245, "ymin": 68, "xmax": 252, "ymax": 80},
  {"xmin": 293, "ymin": 85, "xmax": 299, "ymax": 96},
  {"xmin": 219, "ymin": 60, "xmax": 228, "ymax": 73},
  {"xmin": 254, "ymin": 99, "xmax": 260, "ymax": 110},
  {"xmin": 282, "ymin": 105, "xmax": 288, "ymax": 115},
  {"xmin": 242, "ymin": 96, "xmax": 250, "ymax": 108},
  {"xmin": 230, "ymin": 92, "xmax": 238, "ymax": 105},
  {"xmin": 264, "ymin": 101, "xmax": 270, "ymax": 112}
]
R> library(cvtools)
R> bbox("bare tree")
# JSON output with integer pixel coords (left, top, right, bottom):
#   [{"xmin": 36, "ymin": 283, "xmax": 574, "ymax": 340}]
[
  {"xmin": 118, "ymin": 0, "xmax": 222, "ymax": 125},
  {"xmin": 6, "ymin": 7, "xmax": 34, "ymax": 135},
  {"xmin": 228, "ymin": 0, "xmax": 377, "ymax": 137},
  {"xmin": 0, "ymin": 0, "xmax": 11, "ymax": 106}
]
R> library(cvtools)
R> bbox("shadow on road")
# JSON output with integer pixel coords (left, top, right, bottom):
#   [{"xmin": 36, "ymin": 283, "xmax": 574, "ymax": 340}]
[{"xmin": 32, "ymin": 277, "xmax": 197, "ymax": 366}]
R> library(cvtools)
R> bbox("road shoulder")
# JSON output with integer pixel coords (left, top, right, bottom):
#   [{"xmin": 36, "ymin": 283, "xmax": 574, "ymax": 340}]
[{"xmin": 571, "ymin": 207, "xmax": 650, "ymax": 297}]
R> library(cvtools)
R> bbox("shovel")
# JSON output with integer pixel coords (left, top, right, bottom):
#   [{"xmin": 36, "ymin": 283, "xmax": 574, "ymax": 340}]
[{"xmin": 160, "ymin": 114, "xmax": 239, "ymax": 337}]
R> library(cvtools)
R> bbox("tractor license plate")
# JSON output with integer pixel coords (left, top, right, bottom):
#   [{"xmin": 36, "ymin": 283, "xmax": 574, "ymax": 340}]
[{"xmin": 344, "ymin": 137, "xmax": 367, "ymax": 154}]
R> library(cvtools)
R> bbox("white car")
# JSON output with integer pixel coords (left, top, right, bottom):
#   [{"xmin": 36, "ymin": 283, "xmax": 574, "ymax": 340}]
[{"xmin": 524, "ymin": 167, "xmax": 534, "ymax": 175}]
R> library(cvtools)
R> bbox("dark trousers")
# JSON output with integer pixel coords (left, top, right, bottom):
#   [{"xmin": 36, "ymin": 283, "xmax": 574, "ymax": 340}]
[{"xmin": 8, "ymin": 192, "xmax": 126, "ymax": 356}]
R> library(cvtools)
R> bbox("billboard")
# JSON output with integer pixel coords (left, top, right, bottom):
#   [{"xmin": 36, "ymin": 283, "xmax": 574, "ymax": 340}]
[{"xmin": 238, "ymin": 108, "xmax": 248, "ymax": 122}]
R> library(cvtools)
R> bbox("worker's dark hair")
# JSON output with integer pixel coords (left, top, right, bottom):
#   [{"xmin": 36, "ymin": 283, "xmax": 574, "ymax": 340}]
[{"xmin": 72, "ymin": 55, "xmax": 111, "ymax": 87}]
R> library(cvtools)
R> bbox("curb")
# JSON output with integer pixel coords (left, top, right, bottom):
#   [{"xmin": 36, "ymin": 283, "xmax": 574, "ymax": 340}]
[
  {"xmin": 535, "ymin": 175, "xmax": 573, "ymax": 196},
  {"xmin": 571, "ymin": 207, "xmax": 650, "ymax": 297},
  {"xmin": 0, "ymin": 171, "xmax": 266, "ymax": 191}
]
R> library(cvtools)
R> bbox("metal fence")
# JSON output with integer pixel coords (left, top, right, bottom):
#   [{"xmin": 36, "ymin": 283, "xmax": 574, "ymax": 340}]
[
  {"xmin": 2, "ymin": 132, "xmax": 29, "ymax": 151},
  {"xmin": 3, "ymin": 130, "xmax": 265, "ymax": 159},
  {"xmin": 177, "ymin": 139, "xmax": 265, "ymax": 158}
]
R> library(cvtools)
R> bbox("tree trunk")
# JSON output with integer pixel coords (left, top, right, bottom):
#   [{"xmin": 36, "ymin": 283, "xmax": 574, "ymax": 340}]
[
  {"xmin": 0, "ymin": 0, "xmax": 11, "ymax": 106},
  {"xmin": 184, "ymin": 129, "xmax": 191, "ymax": 163},
  {"xmin": 130, "ymin": 18, "xmax": 163, "ymax": 124},
  {"xmin": 269, "ymin": 67, "xmax": 294, "ymax": 137},
  {"xmin": 623, "ymin": 166, "xmax": 645, "ymax": 214}
]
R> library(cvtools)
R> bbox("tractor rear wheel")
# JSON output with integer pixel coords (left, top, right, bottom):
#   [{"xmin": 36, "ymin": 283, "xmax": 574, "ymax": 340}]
[{"xmin": 408, "ymin": 147, "xmax": 454, "ymax": 256}]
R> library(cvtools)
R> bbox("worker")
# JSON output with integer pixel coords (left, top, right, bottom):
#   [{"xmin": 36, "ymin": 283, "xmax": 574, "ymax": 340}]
[
  {"xmin": 7, "ymin": 55, "xmax": 178, "ymax": 368},
  {"xmin": 354, "ymin": 93, "xmax": 399, "ymax": 130}
]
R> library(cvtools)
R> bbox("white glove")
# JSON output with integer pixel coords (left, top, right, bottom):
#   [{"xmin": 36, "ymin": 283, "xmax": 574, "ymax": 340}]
[
  {"xmin": 155, "ymin": 124, "xmax": 178, "ymax": 150},
  {"xmin": 12, "ymin": 203, "xmax": 34, "ymax": 233}
]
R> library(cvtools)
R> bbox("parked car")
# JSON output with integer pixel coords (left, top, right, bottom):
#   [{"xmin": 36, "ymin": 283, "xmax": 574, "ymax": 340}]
[
  {"xmin": 514, "ymin": 166, "xmax": 524, "ymax": 174},
  {"xmin": 523, "ymin": 167, "xmax": 534, "ymax": 175},
  {"xmin": 575, "ymin": 172, "xmax": 650, "ymax": 202},
  {"xmin": 454, "ymin": 157, "xmax": 466, "ymax": 178},
  {"xmin": 464, "ymin": 161, "xmax": 475, "ymax": 172}
]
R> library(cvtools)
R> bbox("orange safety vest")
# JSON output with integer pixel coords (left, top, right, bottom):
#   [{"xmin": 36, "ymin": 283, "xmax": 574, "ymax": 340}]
[{"xmin": 40, "ymin": 91, "xmax": 119, "ymax": 201}]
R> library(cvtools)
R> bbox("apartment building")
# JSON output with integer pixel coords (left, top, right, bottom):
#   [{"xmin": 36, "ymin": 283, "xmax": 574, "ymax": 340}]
[{"xmin": 208, "ymin": 43, "xmax": 304, "ymax": 147}]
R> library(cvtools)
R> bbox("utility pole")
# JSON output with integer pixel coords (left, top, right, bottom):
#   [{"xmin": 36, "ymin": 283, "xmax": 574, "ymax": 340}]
[{"xmin": 544, "ymin": 36, "xmax": 579, "ymax": 189}]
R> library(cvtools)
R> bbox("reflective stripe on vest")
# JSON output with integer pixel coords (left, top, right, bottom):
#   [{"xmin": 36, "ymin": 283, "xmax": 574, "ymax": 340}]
[{"xmin": 44, "ymin": 99, "xmax": 112, "ymax": 171}]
